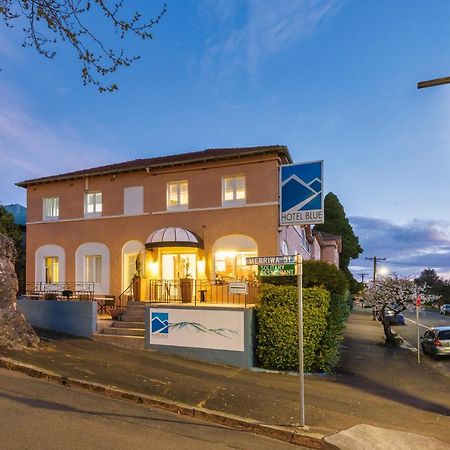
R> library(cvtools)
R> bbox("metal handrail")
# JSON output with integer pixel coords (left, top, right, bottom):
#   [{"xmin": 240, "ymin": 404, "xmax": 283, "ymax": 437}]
[{"xmin": 118, "ymin": 281, "xmax": 134, "ymax": 308}]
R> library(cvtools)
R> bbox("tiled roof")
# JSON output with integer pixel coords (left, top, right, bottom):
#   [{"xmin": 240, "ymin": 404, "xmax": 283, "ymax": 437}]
[
  {"xmin": 313, "ymin": 230, "xmax": 342, "ymax": 252},
  {"xmin": 16, "ymin": 145, "xmax": 291, "ymax": 187}
]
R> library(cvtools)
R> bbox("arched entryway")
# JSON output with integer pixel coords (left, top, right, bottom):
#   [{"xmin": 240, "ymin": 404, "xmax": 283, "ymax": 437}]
[
  {"xmin": 212, "ymin": 234, "xmax": 258, "ymax": 282},
  {"xmin": 121, "ymin": 240, "xmax": 145, "ymax": 292}
]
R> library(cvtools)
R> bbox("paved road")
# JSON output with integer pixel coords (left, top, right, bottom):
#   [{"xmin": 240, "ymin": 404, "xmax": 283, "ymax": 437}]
[
  {"xmin": 395, "ymin": 309, "xmax": 450, "ymax": 371},
  {"xmin": 0, "ymin": 368, "xmax": 301, "ymax": 450}
]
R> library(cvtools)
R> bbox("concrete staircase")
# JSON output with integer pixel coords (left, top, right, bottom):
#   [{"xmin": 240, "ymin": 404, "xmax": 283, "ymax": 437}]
[{"xmin": 94, "ymin": 301, "xmax": 147, "ymax": 349}]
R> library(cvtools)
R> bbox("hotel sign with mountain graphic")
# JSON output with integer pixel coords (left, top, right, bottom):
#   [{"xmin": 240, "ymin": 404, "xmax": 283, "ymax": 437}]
[{"xmin": 280, "ymin": 161, "xmax": 324, "ymax": 225}]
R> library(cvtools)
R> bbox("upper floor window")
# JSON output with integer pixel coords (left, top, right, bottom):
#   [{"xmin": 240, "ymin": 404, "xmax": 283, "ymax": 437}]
[
  {"xmin": 124, "ymin": 186, "xmax": 144, "ymax": 215},
  {"xmin": 222, "ymin": 175, "xmax": 245, "ymax": 205},
  {"xmin": 85, "ymin": 192, "xmax": 102, "ymax": 216},
  {"xmin": 43, "ymin": 197, "xmax": 59, "ymax": 220},
  {"xmin": 167, "ymin": 181, "xmax": 188, "ymax": 210},
  {"xmin": 45, "ymin": 256, "xmax": 59, "ymax": 283},
  {"xmin": 85, "ymin": 255, "xmax": 102, "ymax": 283}
]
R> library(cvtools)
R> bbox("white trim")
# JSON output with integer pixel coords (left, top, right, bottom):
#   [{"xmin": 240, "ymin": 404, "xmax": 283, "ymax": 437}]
[
  {"xmin": 26, "ymin": 201, "xmax": 277, "ymax": 224},
  {"xmin": 153, "ymin": 202, "xmax": 277, "ymax": 215},
  {"xmin": 84, "ymin": 191, "xmax": 102, "ymax": 217},
  {"xmin": 166, "ymin": 180, "xmax": 189, "ymax": 211},
  {"xmin": 35, "ymin": 245, "xmax": 65, "ymax": 284},
  {"xmin": 121, "ymin": 240, "xmax": 145, "ymax": 291},
  {"xmin": 42, "ymin": 197, "xmax": 59, "ymax": 221},
  {"xmin": 75, "ymin": 242, "xmax": 110, "ymax": 294},
  {"xmin": 222, "ymin": 175, "xmax": 246, "ymax": 206},
  {"xmin": 27, "ymin": 212, "xmax": 150, "ymax": 225}
]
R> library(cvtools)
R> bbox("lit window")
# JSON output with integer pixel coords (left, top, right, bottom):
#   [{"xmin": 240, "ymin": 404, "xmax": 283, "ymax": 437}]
[
  {"xmin": 214, "ymin": 251, "xmax": 256, "ymax": 281},
  {"xmin": 222, "ymin": 176, "xmax": 245, "ymax": 205},
  {"xmin": 167, "ymin": 181, "xmax": 188, "ymax": 210},
  {"xmin": 85, "ymin": 255, "xmax": 102, "ymax": 283},
  {"xmin": 43, "ymin": 197, "xmax": 59, "ymax": 220},
  {"xmin": 45, "ymin": 257, "xmax": 59, "ymax": 283},
  {"xmin": 85, "ymin": 192, "xmax": 102, "ymax": 216}
]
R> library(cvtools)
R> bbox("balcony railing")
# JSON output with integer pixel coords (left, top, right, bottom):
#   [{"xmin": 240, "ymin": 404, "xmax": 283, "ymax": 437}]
[
  {"xmin": 147, "ymin": 279, "xmax": 259, "ymax": 306},
  {"xmin": 22, "ymin": 282, "xmax": 95, "ymax": 301}
]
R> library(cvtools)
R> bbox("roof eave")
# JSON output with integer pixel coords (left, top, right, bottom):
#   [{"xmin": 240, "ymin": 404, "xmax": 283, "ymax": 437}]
[{"xmin": 16, "ymin": 146, "xmax": 292, "ymax": 188}]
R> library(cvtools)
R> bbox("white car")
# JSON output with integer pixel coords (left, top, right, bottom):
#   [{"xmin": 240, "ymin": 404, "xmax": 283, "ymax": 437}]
[{"xmin": 440, "ymin": 304, "xmax": 450, "ymax": 315}]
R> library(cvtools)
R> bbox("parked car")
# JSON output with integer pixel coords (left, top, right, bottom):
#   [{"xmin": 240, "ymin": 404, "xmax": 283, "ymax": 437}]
[
  {"xmin": 377, "ymin": 309, "xmax": 406, "ymax": 325},
  {"xmin": 440, "ymin": 304, "xmax": 450, "ymax": 315},
  {"xmin": 421, "ymin": 327, "xmax": 450, "ymax": 358}
]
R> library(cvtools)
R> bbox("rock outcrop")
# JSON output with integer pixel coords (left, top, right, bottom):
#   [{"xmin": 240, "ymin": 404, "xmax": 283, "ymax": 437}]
[{"xmin": 0, "ymin": 233, "xmax": 39, "ymax": 349}]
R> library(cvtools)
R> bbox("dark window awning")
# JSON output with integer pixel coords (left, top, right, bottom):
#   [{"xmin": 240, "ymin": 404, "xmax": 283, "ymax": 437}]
[{"xmin": 145, "ymin": 227, "xmax": 203, "ymax": 249}]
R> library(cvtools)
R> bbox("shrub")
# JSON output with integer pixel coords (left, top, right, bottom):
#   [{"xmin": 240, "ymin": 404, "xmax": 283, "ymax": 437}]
[
  {"xmin": 255, "ymin": 284, "xmax": 330, "ymax": 372},
  {"xmin": 303, "ymin": 260, "xmax": 349, "ymax": 295},
  {"xmin": 255, "ymin": 261, "xmax": 352, "ymax": 372},
  {"xmin": 314, "ymin": 291, "xmax": 350, "ymax": 372},
  {"xmin": 260, "ymin": 260, "xmax": 349, "ymax": 295}
]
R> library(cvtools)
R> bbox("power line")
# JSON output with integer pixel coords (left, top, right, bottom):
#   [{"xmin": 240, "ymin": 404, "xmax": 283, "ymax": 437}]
[
  {"xmin": 358, "ymin": 273, "xmax": 369, "ymax": 283},
  {"xmin": 365, "ymin": 256, "xmax": 386, "ymax": 282}
]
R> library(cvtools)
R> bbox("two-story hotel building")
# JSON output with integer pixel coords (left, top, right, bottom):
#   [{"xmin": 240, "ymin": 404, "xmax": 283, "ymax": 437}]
[{"xmin": 18, "ymin": 145, "xmax": 327, "ymax": 301}]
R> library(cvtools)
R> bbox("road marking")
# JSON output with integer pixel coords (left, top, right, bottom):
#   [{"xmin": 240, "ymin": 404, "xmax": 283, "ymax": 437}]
[{"xmin": 404, "ymin": 317, "xmax": 430, "ymax": 329}]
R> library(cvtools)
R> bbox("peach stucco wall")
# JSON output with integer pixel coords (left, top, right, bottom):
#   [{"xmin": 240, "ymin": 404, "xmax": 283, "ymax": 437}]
[{"xmin": 25, "ymin": 154, "xmax": 282, "ymax": 297}]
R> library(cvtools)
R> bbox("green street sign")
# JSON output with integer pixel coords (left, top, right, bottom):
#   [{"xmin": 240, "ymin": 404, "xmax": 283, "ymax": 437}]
[{"xmin": 258, "ymin": 264, "xmax": 296, "ymax": 277}]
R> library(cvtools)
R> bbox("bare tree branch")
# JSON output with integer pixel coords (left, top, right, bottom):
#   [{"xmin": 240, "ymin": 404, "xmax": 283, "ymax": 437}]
[{"xmin": 0, "ymin": 0, "xmax": 166, "ymax": 92}]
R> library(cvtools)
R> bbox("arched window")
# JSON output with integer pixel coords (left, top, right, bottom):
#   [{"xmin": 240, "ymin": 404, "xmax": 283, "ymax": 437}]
[
  {"xmin": 121, "ymin": 240, "xmax": 145, "ymax": 291},
  {"xmin": 35, "ymin": 245, "xmax": 65, "ymax": 285},
  {"xmin": 75, "ymin": 243, "xmax": 110, "ymax": 294},
  {"xmin": 212, "ymin": 235, "xmax": 257, "ymax": 282}
]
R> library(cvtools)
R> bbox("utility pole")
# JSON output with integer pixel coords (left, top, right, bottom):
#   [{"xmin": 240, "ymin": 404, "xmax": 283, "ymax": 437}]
[
  {"xmin": 358, "ymin": 273, "xmax": 369, "ymax": 283},
  {"xmin": 365, "ymin": 257, "xmax": 386, "ymax": 282}
]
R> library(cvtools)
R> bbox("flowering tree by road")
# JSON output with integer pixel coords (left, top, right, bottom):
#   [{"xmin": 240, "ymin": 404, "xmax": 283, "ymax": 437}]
[{"xmin": 361, "ymin": 276, "xmax": 439, "ymax": 346}]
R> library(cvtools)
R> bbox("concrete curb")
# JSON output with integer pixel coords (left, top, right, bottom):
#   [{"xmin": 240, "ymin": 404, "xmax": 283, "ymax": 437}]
[
  {"xmin": 399, "ymin": 337, "xmax": 450, "ymax": 380},
  {"xmin": 0, "ymin": 356, "xmax": 326, "ymax": 449}
]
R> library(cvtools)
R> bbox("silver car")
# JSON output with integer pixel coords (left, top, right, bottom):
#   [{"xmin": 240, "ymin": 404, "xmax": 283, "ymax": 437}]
[{"xmin": 421, "ymin": 327, "xmax": 450, "ymax": 358}]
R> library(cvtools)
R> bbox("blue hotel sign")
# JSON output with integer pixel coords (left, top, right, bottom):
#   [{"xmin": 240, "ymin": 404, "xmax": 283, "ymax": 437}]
[{"xmin": 280, "ymin": 161, "xmax": 324, "ymax": 226}]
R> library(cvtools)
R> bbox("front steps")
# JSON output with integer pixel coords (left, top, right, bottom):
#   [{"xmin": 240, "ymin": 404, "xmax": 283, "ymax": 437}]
[{"xmin": 94, "ymin": 301, "xmax": 147, "ymax": 349}]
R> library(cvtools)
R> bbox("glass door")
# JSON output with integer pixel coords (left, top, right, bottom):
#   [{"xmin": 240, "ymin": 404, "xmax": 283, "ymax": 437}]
[{"xmin": 161, "ymin": 253, "xmax": 197, "ymax": 300}]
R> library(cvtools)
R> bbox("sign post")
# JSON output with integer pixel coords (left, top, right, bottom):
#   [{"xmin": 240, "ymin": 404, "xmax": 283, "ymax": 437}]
[
  {"xmin": 297, "ymin": 254, "xmax": 305, "ymax": 427},
  {"xmin": 279, "ymin": 160, "xmax": 324, "ymax": 428},
  {"xmin": 416, "ymin": 296, "xmax": 421, "ymax": 365}
]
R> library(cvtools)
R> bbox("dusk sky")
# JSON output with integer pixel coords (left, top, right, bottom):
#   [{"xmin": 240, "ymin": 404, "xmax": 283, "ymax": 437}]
[{"xmin": 1, "ymin": 1, "xmax": 450, "ymax": 279}]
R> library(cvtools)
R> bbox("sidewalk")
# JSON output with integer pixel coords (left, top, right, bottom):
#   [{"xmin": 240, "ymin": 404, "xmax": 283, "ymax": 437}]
[{"xmin": 1, "ymin": 309, "xmax": 449, "ymax": 446}]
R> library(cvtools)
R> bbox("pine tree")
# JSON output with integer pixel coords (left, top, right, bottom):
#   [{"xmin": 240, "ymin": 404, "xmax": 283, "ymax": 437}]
[{"xmin": 315, "ymin": 192, "xmax": 363, "ymax": 291}]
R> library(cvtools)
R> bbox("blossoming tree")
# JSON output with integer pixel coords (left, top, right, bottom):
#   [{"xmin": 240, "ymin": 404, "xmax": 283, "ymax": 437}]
[{"xmin": 361, "ymin": 275, "xmax": 439, "ymax": 346}]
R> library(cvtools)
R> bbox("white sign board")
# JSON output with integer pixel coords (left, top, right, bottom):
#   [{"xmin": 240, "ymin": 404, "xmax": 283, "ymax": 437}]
[
  {"xmin": 150, "ymin": 308, "xmax": 244, "ymax": 352},
  {"xmin": 228, "ymin": 282, "xmax": 248, "ymax": 295},
  {"xmin": 280, "ymin": 160, "xmax": 324, "ymax": 225}
]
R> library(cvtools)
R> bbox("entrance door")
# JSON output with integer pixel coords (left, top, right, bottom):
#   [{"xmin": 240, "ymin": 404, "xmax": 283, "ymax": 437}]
[{"xmin": 161, "ymin": 253, "xmax": 196, "ymax": 299}]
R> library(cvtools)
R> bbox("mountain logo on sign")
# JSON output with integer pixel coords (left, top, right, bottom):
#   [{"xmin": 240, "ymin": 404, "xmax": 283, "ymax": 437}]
[
  {"xmin": 151, "ymin": 312, "xmax": 169, "ymax": 334},
  {"xmin": 281, "ymin": 174, "xmax": 321, "ymax": 213}
]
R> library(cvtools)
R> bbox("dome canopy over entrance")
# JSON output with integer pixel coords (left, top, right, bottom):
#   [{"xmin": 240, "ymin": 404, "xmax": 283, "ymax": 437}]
[{"xmin": 145, "ymin": 227, "xmax": 203, "ymax": 249}]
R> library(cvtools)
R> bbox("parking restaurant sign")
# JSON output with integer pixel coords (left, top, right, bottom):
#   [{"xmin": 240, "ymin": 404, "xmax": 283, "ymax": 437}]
[{"xmin": 280, "ymin": 161, "xmax": 324, "ymax": 225}]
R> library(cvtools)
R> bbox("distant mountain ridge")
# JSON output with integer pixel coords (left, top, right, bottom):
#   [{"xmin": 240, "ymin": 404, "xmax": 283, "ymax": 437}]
[{"xmin": 3, "ymin": 204, "xmax": 26, "ymax": 226}]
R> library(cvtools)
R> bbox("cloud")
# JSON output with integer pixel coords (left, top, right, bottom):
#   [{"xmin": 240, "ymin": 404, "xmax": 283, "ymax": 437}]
[
  {"xmin": 0, "ymin": 83, "xmax": 112, "ymax": 204},
  {"xmin": 201, "ymin": 0, "xmax": 342, "ymax": 76},
  {"xmin": 349, "ymin": 216, "xmax": 450, "ymax": 279}
]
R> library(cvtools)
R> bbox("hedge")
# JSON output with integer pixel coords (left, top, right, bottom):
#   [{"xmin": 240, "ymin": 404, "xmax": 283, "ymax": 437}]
[
  {"xmin": 255, "ymin": 260, "xmax": 352, "ymax": 372},
  {"xmin": 255, "ymin": 284, "xmax": 330, "ymax": 372}
]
